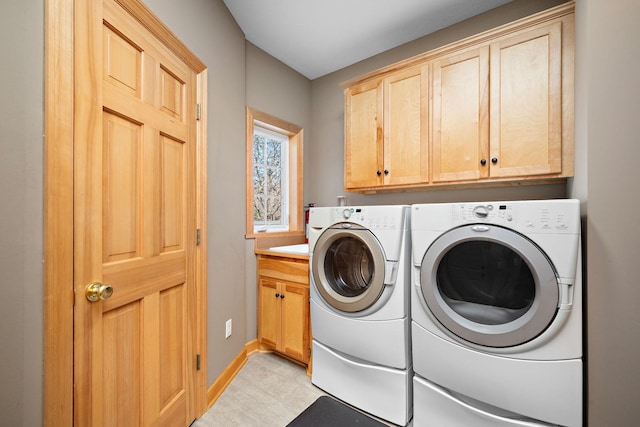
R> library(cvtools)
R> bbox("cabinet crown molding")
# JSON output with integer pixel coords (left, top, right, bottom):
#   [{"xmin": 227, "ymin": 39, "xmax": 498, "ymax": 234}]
[{"xmin": 340, "ymin": 1, "xmax": 575, "ymax": 89}]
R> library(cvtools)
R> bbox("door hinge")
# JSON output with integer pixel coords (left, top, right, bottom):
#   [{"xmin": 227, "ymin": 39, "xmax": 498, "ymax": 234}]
[
  {"xmin": 196, "ymin": 228, "xmax": 201, "ymax": 245},
  {"xmin": 196, "ymin": 354, "xmax": 201, "ymax": 371},
  {"xmin": 196, "ymin": 103, "xmax": 201, "ymax": 121}
]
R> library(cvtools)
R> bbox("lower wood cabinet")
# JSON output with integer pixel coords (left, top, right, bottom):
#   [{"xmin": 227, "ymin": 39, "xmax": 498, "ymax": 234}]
[{"xmin": 257, "ymin": 254, "xmax": 310, "ymax": 366}]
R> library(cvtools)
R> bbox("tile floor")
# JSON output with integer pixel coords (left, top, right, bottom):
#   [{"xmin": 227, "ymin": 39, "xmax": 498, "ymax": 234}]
[{"xmin": 192, "ymin": 352, "xmax": 326, "ymax": 426}]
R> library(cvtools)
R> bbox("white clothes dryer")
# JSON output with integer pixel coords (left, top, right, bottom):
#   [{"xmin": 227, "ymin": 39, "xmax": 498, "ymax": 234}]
[
  {"xmin": 411, "ymin": 199, "xmax": 582, "ymax": 427},
  {"xmin": 309, "ymin": 205, "xmax": 412, "ymax": 426}
]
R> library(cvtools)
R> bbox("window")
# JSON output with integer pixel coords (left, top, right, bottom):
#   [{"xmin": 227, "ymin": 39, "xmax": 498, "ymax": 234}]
[
  {"xmin": 246, "ymin": 108, "xmax": 303, "ymax": 238},
  {"xmin": 252, "ymin": 126, "xmax": 289, "ymax": 232}
]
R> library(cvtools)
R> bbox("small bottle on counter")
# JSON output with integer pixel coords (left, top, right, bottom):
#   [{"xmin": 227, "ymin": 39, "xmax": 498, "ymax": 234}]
[{"xmin": 304, "ymin": 203, "xmax": 315, "ymax": 243}]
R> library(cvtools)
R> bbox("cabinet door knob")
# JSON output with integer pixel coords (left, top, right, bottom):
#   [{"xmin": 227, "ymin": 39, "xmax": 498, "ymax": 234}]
[
  {"xmin": 280, "ymin": 294, "xmax": 285, "ymax": 299},
  {"xmin": 275, "ymin": 293, "xmax": 280, "ymax": 298},
  {"xmin": 480, "ymin": 159, "xmax": 487, "ymax": 165},
  {"xmin": 376, "ymin": 170, "xmax": 382, "ymax": 176},
  {"xmin": 384, "ymin": 169, "xmax": 389, "ymax": 175},
  {"xmin": 491, "ymin": 157, "xmax": 498, "ymax": 164}
]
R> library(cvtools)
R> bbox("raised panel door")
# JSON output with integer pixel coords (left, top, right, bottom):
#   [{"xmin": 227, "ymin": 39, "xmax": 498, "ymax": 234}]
[
  {"xmin": 344, "ymin": 80, "xmax": 382, "ymax": 189},
  {"xmin": 258, "ymin": 278, "xmax": 279, "ymax": 349},
  {"xmin": 431, "ymin": 46, "xmax": 489, "ymax": 182},
  {"xmin": 489, "ymin": 22, "xmax": 563, "ymax": 178},
  {"xmin": 281, "ymin": 282, "xmax": 310, "ymax": 363},
  {"xmin": 383, "ymin": 65, "xmax": 429, "ymax": 186},
  {"xmin": 74, "ymin": 0, "xmax": 199, "ymax": 425}
]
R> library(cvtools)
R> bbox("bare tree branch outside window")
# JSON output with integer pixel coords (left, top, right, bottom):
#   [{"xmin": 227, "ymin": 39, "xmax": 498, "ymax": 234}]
[{"xmin": 253, "ymin": 126, "xmax": 288, "ymax": 232}]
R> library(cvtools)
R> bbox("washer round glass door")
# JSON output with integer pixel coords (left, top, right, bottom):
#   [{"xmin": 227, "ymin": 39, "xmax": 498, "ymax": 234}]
[
  {"xmin": 311, "ymin": 224, "xmax": 386, "ymax": 313},
  {"xmin": 420, "ymin": 224, "xmax": 559, "ymax": 347}
]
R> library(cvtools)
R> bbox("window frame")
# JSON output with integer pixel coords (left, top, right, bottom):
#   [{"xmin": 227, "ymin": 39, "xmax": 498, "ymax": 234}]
[{"xmin": 245, "ymin": 107, "xmax": 304, "ymax": 239}]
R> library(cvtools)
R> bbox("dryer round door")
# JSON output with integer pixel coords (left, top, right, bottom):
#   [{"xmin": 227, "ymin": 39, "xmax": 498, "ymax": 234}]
[
  {"xmin": 420, "ymin": 224, "xmax": 559, "ymax": 348},
  {"xmin": 311, "ymin": 224, "xmax": 386, "ymax": 313}
]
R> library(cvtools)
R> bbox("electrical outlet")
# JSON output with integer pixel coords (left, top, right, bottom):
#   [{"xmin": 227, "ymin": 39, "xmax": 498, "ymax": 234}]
[{"xmin": 225, "ymin": 319, "xmax": 232, "ymax": 338}]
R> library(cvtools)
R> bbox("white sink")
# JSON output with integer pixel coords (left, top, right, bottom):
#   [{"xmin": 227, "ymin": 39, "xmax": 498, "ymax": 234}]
[{"xmin": 268, "ymin": 243, "xmax": 309, "ymax": 255}]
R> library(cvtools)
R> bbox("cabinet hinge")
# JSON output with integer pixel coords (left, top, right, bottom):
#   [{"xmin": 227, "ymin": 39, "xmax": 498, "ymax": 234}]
[
  {"xmin": 196, "ymin": 354, "xmax": 201, "ymax": 371},
  {"xmin": 196, "ymin": 229, "xmax": 201, "ymax": 246},
  {"xmin": 196, "ymin": 103, "xmax": 201, "ymax": 121}
]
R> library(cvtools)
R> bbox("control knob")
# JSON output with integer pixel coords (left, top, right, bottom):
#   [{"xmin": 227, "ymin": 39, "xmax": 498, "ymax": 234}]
[{"xmin": 473, "ymin": 206, "xmax": 489, "ymax": 218}]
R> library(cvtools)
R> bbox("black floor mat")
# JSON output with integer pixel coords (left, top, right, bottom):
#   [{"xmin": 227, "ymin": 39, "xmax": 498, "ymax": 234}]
[{"xmin": 287, "ymin": 396, "xmax": 388, "ymax": 426}]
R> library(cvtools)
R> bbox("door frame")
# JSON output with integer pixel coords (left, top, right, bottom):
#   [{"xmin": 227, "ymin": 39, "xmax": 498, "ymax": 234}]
[{"xmin": 43, "ymin": 0, "xmax": 208, "ymax": 424}]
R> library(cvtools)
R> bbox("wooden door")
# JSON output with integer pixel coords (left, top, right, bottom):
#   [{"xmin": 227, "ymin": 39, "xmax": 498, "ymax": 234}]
[
  {"xmin": 383, "ymin": 65, "xmax": 429, "ymax": 186},
  {"xmin": 281, "ymin": 282, "xmax": 309, "ymax": 363},
  {"xmin": 73, "ymin": 0, "xmax": 204, "ymax": 425},
  {"xmin": 489, "ymin": 22, "xmax": 563, "ymax": 178},
  {"xmin": 431, "ymin": 46, "xmax": 490, "ymax": 182},
  {"xmin": 258, "ymin": 278, "xmax": 280, "ymax": 349},
  {"xmin": 344, "ymin": 79, "xmax": 382, "ymax": 189}
]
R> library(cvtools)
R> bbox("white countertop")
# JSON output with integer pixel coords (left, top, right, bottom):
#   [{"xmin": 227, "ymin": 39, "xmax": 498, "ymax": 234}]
[{"xmin": 267, "ymin": 243, "xmax": 309, "ymax": 255}]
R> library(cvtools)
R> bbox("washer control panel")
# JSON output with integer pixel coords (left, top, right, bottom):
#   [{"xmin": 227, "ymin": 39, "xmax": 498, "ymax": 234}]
[
  {"xmin": 454, "ymin": 203, "xmax": 515, "ymax": 223},
  {"xmin": 450, "ymin": 200, "xmax": 579, "ymax": 234},
  {"xmin": 325, "ymin": 206, "xmax": 408, "ymax": 230}
]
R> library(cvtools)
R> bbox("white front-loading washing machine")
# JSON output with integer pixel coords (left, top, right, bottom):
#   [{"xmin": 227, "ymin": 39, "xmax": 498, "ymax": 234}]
[
  {"xmin": 411, "ymin": 199, "xmax": 582, "ymax": 427},
  {"xmin": 309, "ymin": 205, "xmax": 412, "ymax": 426}
]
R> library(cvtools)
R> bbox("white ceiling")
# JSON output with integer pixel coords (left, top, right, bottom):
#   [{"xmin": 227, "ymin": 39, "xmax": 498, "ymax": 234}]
[{"xmin": 223, "ymin": 0, "xmax": 512, "ymax": 80}]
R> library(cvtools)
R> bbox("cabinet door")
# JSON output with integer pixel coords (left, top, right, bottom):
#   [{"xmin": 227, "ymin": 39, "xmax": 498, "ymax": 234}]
[
  {"xmin": 281, "ymin": 282, "xmax": 310, "ymax": 363},
  {"xmin": 344, "ymin": 80, "xmax": 383, "ymax": 189},
  {"xmin": 489, "ymin": 22, "xmax": 562, "ymax": 178},
  {"xmin": 258, "ymin": 278, "xmax": 279, "ymax": 349},
  {"xmin": 383, "ymin": 65, "xmax": 429, "ymax": 185},
  {"xmin": 431, "ymin": 46, "xmax": 489, "ymax": 182}
]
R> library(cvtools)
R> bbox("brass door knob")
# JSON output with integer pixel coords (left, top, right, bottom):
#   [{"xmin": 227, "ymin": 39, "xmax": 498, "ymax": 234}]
[{"xmin": 85, "ymin": 282, "xmax": 113, "ymax": 302}]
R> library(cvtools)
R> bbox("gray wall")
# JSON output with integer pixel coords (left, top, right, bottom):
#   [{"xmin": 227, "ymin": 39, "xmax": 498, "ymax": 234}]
[
  {"xmin": 581, "ymin": 0, "xmax": 640, "ymax": 424},
  {"xmin": 0, "ymin": 0, "xmax": 44, "ymax": 425},
  {"xmin": 307, "ymin": 0, "xmax": 569, "ymax": 208},
  {"xmin": 143, "ymin": 0, "xmax": 248, "ymax": 384},
  {"xmin": 244, "ymin": 42, "xmax": 312, "ymax": 340}
]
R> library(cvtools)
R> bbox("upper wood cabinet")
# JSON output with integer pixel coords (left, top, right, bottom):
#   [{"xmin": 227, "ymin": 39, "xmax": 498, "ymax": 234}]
[
  {"xmin": 344, "ymin": 65, "xmax": 428, "ymax": 190},
  {"xmin": 489, "ymin": 21, "xmax": 563, "ymax": 179},
  {"xmin": 344, "ymin": 79, "xmax": 381, "ymax": 189},
  {"xmin": 342, "ymin": 2, "xmax": 574, "ymax": 193},
  {"xmin": 431, "ymin": 46, "xmax": 489, "ymax": 183},
  {"xmin": 384, "ymin": 66, "xmax": 429, "ymax": 186}
]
